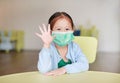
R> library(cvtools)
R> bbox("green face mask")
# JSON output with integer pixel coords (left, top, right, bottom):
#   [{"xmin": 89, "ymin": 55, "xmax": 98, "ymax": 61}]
[{"xmin": 52, "ymin": 31, "xmax": 74, "ymax": 46}]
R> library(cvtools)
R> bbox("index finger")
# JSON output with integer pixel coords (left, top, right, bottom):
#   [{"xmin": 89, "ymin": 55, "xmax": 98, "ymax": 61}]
[{"xmin": 48, "ymin": 24, "xmax": 51, "ymax": 33}]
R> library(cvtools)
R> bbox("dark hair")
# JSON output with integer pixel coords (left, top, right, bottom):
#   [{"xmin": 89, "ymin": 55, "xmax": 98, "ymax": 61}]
[{"xmin": 48, "ymin": 12, "xmax": 74, "ymax": 30}]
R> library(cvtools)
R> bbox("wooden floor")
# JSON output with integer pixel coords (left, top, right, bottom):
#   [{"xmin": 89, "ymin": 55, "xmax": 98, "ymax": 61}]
[{"xmin": 0, "ymin": 50, "xmax": 120, "ymax": 76}]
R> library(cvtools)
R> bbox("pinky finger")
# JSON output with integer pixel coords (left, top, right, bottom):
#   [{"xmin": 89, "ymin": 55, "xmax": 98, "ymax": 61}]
[{"xmin": 35, "ymin": 33, "xmax": 42, "ymax": 38}]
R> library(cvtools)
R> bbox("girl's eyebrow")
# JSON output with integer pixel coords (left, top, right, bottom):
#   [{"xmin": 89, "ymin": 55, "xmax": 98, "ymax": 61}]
[
  {"xmin": 65, "ymin": 25, "xmax": 72, "ymax": 27},
  {"xmin": 54, "ymin": 26, "xmax": 72, "ymax": 29},
  {"xmin": 65, "ymin": 26, "xmax": 72, "ymax": 29},
  {"xmin": 54, "ymin": 26, "xmax": 61, "ymax": 28}
]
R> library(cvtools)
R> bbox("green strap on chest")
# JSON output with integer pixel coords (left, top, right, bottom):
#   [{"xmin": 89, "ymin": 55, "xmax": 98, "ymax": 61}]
[{"xmin": 58, "ymin": 59, "xmax": 72, "ymax": 68}]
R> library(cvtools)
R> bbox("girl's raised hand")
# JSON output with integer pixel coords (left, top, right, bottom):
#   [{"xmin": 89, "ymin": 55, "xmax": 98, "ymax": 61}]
[{"xmin": 35, "ymin": 24, "xmax": 54, "ymax": 48}]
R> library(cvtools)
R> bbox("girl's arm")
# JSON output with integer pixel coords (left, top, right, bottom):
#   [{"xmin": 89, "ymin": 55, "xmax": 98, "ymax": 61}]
[
  {"xmin": 37, "ymin": 47, "xmax": 53, "ymax": 73},
  {"xmin": 35, "ymin": 24, "xmax": 54, "ymax": 73}
]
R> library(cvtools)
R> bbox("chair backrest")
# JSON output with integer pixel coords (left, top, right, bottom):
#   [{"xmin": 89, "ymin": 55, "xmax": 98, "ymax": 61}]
[{"xmin": 73, "ymin": 36, "xmax": 98, "ymax": 63}]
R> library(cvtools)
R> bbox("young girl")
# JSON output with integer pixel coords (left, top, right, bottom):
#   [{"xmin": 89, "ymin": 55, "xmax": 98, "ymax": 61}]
[{"xmin": 35, "ymin": 12, "xmax": 89, "ymax": 76}]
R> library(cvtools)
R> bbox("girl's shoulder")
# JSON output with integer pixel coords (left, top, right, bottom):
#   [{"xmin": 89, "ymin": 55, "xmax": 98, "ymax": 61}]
[
  {"xmin": 69, "ymin": 41, "xmax": 81, "ymax": 50},
  {"xmin": 70, "ymin": 41, "xmax": 79, "ymax": 47}
]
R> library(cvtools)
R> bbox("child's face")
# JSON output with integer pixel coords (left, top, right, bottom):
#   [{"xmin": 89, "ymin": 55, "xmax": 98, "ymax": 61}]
[{"xmin": 52, "ymin": 18, "xmax": 73, "ymax": 32}]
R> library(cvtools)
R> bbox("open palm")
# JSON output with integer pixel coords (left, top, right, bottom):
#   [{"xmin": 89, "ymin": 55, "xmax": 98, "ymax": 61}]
[{"xmin": 35, "ymin": 24, "xmax": 54, "ymax": 47}]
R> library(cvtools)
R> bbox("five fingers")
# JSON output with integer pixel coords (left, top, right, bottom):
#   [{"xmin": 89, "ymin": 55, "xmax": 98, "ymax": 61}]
[{"xmin": 35, "ymin": 24, "xmax": 51, "ymax": 38}]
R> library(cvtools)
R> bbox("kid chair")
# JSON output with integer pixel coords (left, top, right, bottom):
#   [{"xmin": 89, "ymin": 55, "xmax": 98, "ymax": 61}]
[
  {"xmin": 73, "ymin": 36, "xmax": 98, "ymax": 63},
  {"xmin": 0, "ymin": 30, "xmax": 24, "ymax": 53},
  {"xmin": 0, "ymin": 31, "xmax": 13, "ymax": 53}
]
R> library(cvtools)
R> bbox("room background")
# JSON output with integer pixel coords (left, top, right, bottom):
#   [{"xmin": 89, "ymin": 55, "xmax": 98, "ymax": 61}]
[{"xmin": 0, "ymin": 0, "xmax": 120, "ymax": 53}]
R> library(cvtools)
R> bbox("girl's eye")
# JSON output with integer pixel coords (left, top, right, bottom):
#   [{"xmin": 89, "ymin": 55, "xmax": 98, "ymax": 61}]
[
  {"xmin": 66, "ymin": 28, "xmax": 70, "ymax": 31},
  {"xmin": 57, "ymin": 28, "xmax": 61, "ymax": 30}
]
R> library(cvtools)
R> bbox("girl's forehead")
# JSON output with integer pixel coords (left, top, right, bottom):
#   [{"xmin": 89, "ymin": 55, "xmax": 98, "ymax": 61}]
[
  {"xmin": 54, "ymin": 18, "xmax": 72, "ymax": 26},
  {"xmin": 56, "ymin": 18, "xmax": 70, "ymax": 22}
]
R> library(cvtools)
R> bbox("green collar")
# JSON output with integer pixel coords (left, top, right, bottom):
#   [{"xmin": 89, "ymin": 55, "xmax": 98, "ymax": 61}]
[{"xmin": 58, "ymin": 59, "xmax": 72, "ymax": 68}]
